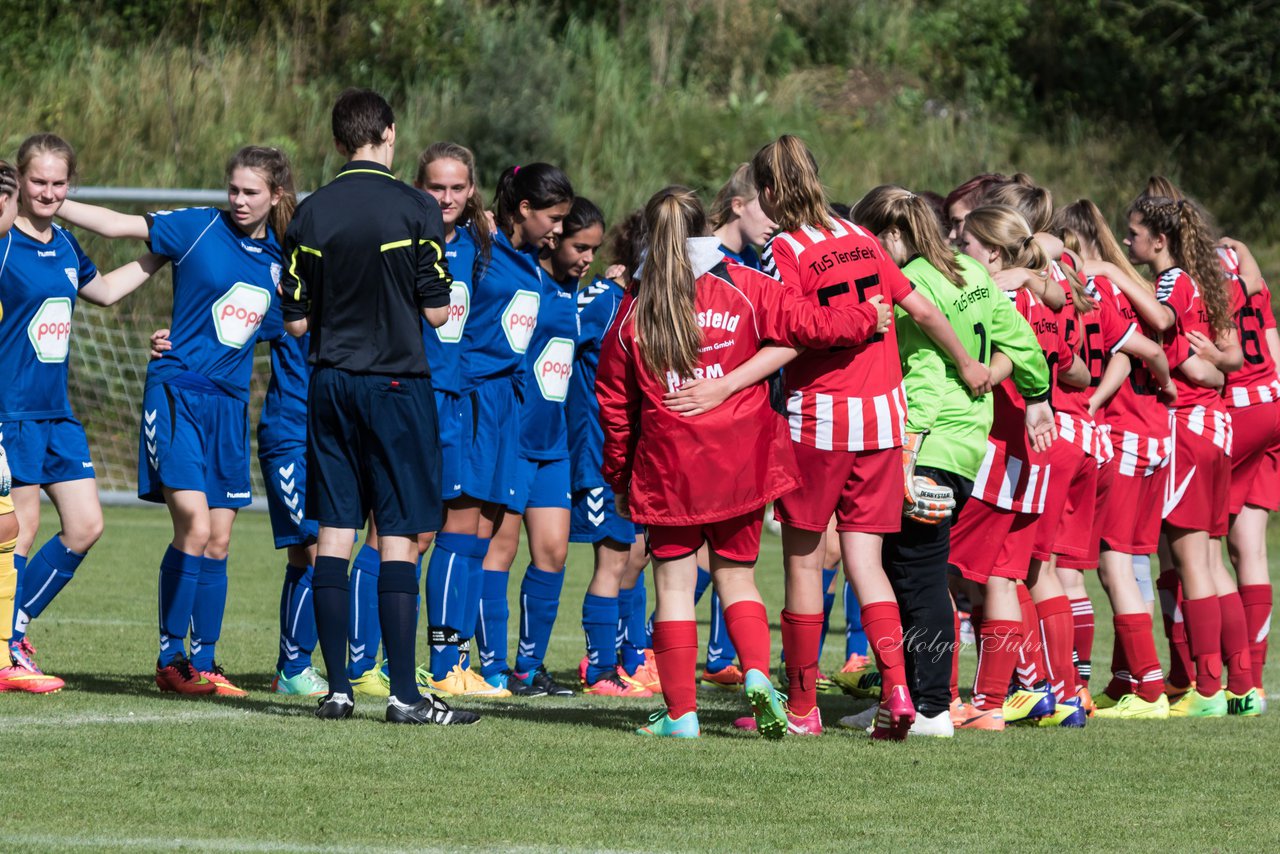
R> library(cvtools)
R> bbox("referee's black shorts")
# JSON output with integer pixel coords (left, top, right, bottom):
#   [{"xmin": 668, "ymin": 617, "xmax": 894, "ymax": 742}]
[{"xmin": 306, "ymin": 367, "xmax": 442, "ymax": 536}]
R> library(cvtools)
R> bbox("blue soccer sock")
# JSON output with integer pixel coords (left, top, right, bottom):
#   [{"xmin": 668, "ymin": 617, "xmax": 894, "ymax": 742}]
[
  {"xmin": 693, "ymin": 565, "xmax": 712, "ymax": 603},
  {"xmin": 631, "ymin": 568, "xmax": 651, "ymax": 649},
  {"xmin": 844, "ymin": 580, "xmax": 868, "ymax": 658},
  {"xmin": 706, "ymin": 590, "xmax": 738, "ymax": 673},
  {"xmin": 583, "ymin": 592, "xmax": 619, "ymax": 684},
  {"xmin": 819, "ymin": 566, "xmax": 838, "ymax": 661},
  {"xmin": 378, "ymin": 560, "xmax": 422, "ymax": 704},
  {"xmin": 157, "ymin": 546, "xmax": 201, "ymax": 666},
  {"xmin": 616, "ymin": 584, "xmax": 636, "ymax": 670},
  {"xmin": 189, "ymin": 556, "xmax": 229, "ymax": 672},
  {"xmin": 457, "ymin": 536, "xmax": 488, "ymax": 670},
  {"xmin": 425, "ymin": 532, "xmax": 471, "ymax": 680},
  {"xmin": 346, "ymin": 544, "xmax": 381, "ymax": 680},
  {"xmin": 277, "ymin": 563, "xmax": 317, "ymax": 677},
  {"xmin": 477, "ymin": 568, "xmax": 510, "ymax": 678},
  {"xmin": 620, "ymin": 574, "xmax": 648, "ymax": 675},
  {"xmin": 12, "ymin": 536, "xmax": 84, "ymax": 643},
  {"xmin": 516, "ymin": 565, "xmax": 565, "ymax": 674},
  {"xmin": 313, "ymin": 555, "xmax": 351, "ymax": 696},
  {"xmin": 9, "ymin": 553, "xmax": 26, "ymax": 640}
]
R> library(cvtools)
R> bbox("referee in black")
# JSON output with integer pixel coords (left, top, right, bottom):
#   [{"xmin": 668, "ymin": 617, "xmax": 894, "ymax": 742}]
[{"xmin": 282, "ymin": 88, "xmax": 477, "ymax": 726}]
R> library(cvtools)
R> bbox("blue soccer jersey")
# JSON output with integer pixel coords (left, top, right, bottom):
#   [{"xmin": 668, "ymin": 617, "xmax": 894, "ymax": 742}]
[
  {"xmin": 256, "ymin": 301, "xmax": 309, "ymax": 454},
  {"xmin": 145, "ymin": 207, "xmax": 280, "ymax": 400},
  {"xmin": 460, "ymin": 229, "xmax": 544, "ymax": 391},
  {"xmin": 0, "ymin": 224, "xmax": 99, "ymax": 419},
  {"xmin": 720, "ymin": 243, "xmax": 761, "ymax": 271},
  {"xmin": 519, "ymin": 272, "xmax": 578, "ymax": 460},
  {"xmin": 567, "ymin": 275, "xmax": 625, "ymax": 491},
  {"xmin": 422, "ymin": 226, "xmax": 476, "ymax": 394}
]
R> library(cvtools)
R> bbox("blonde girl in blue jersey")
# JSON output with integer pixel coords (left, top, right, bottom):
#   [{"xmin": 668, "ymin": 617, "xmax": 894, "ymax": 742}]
[
  {"xmin": 2, "ymin": 135, "xmax": 164, "ymax": 690},
  {"xmin": 59, "ymin": 146, "xmax": 296, "ymax": 696}
]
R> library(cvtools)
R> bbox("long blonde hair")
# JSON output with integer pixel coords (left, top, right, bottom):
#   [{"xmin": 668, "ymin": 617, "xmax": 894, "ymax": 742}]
[
  {"xmin": 966, "ymin": 204, "xmax": 1092, "ymax": 313},
  {"xmin": 984, "ymin": 174, "xmax": 1053, "ymax": 232},
  {"xmin": 853, "ymin": 184, "xmax": 967, "ymax": 289},
  {"xmin": 709, "ymin": 163, "xmax": 757, "ymax": 231},
  {"xmin": 633, "ymin": 186, "xmax": 706, "ymax": 380},
  {"xmin": 1051, "ymin": 198, "xmax": 1154, "ymax": 294},
  {"xmin": 750, "ymin": 135, "xmax": 834, "ymax": 232}
]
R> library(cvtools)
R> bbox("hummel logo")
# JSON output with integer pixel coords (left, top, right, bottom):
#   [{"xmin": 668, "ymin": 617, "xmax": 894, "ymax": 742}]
[{"xmin": 278, "ymin": 462, "xmax": 295, "ymax": 479}]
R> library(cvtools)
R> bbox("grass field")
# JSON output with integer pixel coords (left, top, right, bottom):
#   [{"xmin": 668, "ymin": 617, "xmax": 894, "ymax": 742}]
[{"xmin": 2, "ymin": 504, "xmax": 1277, "ymax": 853}]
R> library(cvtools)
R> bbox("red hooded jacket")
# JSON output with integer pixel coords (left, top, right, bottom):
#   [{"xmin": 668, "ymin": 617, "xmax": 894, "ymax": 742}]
[{"xmin": 596, "ymin": 247, "xmax": 882, "ymax": 525}]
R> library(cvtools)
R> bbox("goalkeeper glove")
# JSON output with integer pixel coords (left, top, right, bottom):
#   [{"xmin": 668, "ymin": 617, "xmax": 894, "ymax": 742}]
[{"xmin": 902, "ymin": 431, "xmax": 955, "ymax": 524}]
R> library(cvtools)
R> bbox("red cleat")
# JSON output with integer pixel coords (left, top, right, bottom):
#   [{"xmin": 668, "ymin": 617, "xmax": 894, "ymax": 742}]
[
  {"xmin": 156, "ymin": 655, "xmax": 218, "ymax": 695},
  {"xmin": 870, "ymin": 684, "xmax": 915, "ymax": 740}
]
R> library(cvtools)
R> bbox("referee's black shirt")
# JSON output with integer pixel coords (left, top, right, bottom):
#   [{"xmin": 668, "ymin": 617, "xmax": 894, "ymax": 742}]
[{"xmin": 281, "ymin": 160, "xmax": 452, "ymax": 376}]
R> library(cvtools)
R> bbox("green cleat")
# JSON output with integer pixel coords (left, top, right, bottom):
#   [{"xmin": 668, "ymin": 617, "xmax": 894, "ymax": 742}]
[
  {"xmin": 271, "ymin": 666, "xmax": 329, "ymax": 697},
  {"xmin": 1169, "ymin": 689, "xmax": 1227, "ymax": 718},
  {"xmin": 1226, "ymin": 688, "xmax": 1262, "ymax": 717},
  {"xmin": 634, "ymin": 709, "xmax": 700, "ymax": 738},
  {"xmin": 1091, "ymin": 693, "xmax": 1169, "ymax": 720},
  {"xmin": 744, "ymin": 669, "xmax": 787, "ymax": 741},
  {"xmin": 833, "ymin": 669, "xmax": 882, "ymax": 699}
]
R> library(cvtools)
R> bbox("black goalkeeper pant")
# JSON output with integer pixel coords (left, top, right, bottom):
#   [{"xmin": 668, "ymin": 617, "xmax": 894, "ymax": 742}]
[{"xmin": 882, "ymin": 467, "xmax": 973, "ymax": 718}]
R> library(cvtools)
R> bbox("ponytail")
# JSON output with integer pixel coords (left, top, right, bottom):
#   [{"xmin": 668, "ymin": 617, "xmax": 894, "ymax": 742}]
[
  {"xmin": 749, "ymin": 134, "xmax": 834, "ymax": 232},
  {"xmin": 633, "ymin": 186, "xmax": 705, "ymax": 381},
  {"xmin": 225, "ymin": 145, "xmax": 296, "ymax": 242},
  {"xmin": 416, "ymin": 141, "xmax": 492, "ymax": 271},
  {"xmin": 985, "ymin": 175, "xmax": 1053, "ymax": 233},
  {"xmin": 1128, "ymin": 194, "xmax": 1231, "ymax": 334},
  {"xmin": 492, "ymin": 162, "xmax": 573, "ymax": 238},
  {"xmin": 853, "ymin": 184, "xmax": 967, "ymax": 289}
]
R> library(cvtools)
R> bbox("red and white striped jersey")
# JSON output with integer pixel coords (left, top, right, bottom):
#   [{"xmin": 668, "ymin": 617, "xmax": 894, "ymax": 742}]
[
  {"xmin": 1157, "ymin": 266, "xmax": 1224, "ymax": 410},
  {"xmin": 1093, "ymin": 276, "xmax": 1171, "ymax": 447},
  {"xmin": 973, "ymin": 289, "xmax": 1067, "ymax": 512},
  {"xmin": 1224, "ymin": 274, "xmax": 1280, "ymax": 408},
  {"xmin": 762, "ymin": 218, "xmax": 914, "ymax": 451},
  {"xmin": 1172, "ymin": 404, "xmax": 1233, "ymax": 453}
]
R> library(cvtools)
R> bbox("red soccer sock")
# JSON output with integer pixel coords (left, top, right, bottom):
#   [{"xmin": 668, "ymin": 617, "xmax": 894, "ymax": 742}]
[
  {"xmin": 1103, "ymin": 631, "xmax": 1131, "ymax": 701},
  {"xmin": 1182, "ymin": 595, "xmax": 1224, "ymax": 698},
  {"xmin": 780, "ymin": 609, "xmax": 824, "ymax": 715},
  {"xmin": 1036, "ymin": 595, "xmax": 1075, "ymax": 702},
  {"xmin": 862, "ymin": 600, "xmax": 908, "ymax": 695},
  {"xmin": 722, "ymin": 600, "xmax": 771, "ymax": 675},
  {"xmin": 1114, "ymin": 613, "xmax": 1164, "ymax": 702},
  {"xmin": 1239, "ymin": 584, "xmax": 1272, "ymax": 690},
  {"xmin": 973, "ymin": 619, "xmax": 1020, "ymax": 710},
  {"xmin": 1069, "ymin": 595, "xmax": 1095, "ymax": 690},
  {"xmin": 652, "ymin": 620, "xmax": 699, "ymax": 718},
  {"xmin": 1157, "ymin": 570, "xmax": 1194, "ymax": 690},
  {"xmin": 1015, "ymin": 585, "xmax": 1044, "ymax": 689},
  {"xmin": 1218, "ymin": 592, "xmax": 1255, "ymax": 696}
]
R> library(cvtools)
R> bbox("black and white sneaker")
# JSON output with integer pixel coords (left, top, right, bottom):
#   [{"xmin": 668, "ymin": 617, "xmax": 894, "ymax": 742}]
[
  {"xmin": 528, "ymin": 665, "xmax": 574, "ymax": 697},
  {"xmin": 386, "ymin": 694, "xmax": 480, "ymax": 726},
  {"xmin": 315, "ymin": 692, "xmax": 354, "ymax": 720},
  {"xmin": 505, "ymin": 669, "xmax": 549, "ymax": 698}
]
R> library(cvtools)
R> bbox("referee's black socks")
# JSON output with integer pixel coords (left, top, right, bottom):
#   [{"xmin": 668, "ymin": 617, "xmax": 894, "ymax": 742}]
[
  {"xmin": 313, "ymin": 555, "xmax": 353, "ymax": 697},
  {"xmin": 378, "ymin": 560, "xmax": 422, "ymax": 704}
]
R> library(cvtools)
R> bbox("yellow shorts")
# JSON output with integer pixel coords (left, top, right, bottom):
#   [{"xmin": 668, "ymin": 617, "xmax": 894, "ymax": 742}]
[{"xmin": 0, "ymin": 492, "xmax": 11, "ymax": 515}]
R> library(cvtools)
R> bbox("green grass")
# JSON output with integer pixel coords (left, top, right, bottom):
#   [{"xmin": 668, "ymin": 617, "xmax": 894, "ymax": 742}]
[{"xmin": 3, "ymin": 504, "xmax": 1278, "ymax": 853}]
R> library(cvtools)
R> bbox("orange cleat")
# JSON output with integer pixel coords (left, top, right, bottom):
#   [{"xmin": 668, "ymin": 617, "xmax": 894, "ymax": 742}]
[{"xmin": 700, "ymin": 664, "xmax": 745, "ymax": 689}]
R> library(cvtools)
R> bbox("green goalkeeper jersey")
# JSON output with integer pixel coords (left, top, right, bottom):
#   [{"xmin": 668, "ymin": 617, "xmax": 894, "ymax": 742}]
[{"xmin": 895, "ymin": 253, "xmax": 1049, "ymax": 481}]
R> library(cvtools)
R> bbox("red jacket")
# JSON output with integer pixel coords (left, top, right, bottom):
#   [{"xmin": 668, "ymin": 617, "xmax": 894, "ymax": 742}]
[{"xmin": 596, "ymin": 254, "xmax": 881, "ymax": 525}]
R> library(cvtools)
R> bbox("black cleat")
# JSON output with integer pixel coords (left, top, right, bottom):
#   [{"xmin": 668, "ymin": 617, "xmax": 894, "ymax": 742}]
[
  {"xmin": 504, "ymin": 669, "xmax": 548, "ymax": 698},
  {"xmin": 528, "ymin": 665, "xmax": 574, "ymax": 697},
  {"xmin": 315, "ymin": 692, "xmax": 354, "ymax": 720},
  {"xmin": 386, "ymin": 694, "xmax": 480, "ymax": 726}
]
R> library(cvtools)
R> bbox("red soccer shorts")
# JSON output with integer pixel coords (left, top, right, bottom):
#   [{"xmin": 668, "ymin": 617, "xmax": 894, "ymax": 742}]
[
  {"xmin": 1031, "ymin": 438, "xmax": 1091, "ymax": 561},
  {"xmin": 1095, "ymin": 455, "xmax": 1168, "ymax": 555},
  {"xmin": 773, "ymin": 443, "xmax": 902, "ymax": 534},
  {"xmin": 1227, "ymin": 402, "xmax": 1280, "ymax": 513},
  {"xmin": 1047, "ymin": 457, "xmax": 1100, "ymax": 570},
  {"xmin": 648, "ymin": 508, "xmax": 765, "ymax": 564},
  {"xmin": 949, "ymin": 498, "xmax": 1038, "ymax": 583},
  {"xmin": 1165, "ymin": 415, "xmax": 1230, "ymax": 537}
]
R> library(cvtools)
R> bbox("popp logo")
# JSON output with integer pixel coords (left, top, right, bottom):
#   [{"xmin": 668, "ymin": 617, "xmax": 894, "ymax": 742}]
[
  {"xmin": 435, "ymin": 282, "xmax": 470, "ymax": 344},
  {"xmin": 501, "ymin": 289, "xmax": 541, "ymax": 354},
  {"xmin": 534, "ymin": 337, "xmax": 574, "ymax": 402},
  {"xmin": 27, "ymin": 297, "xmax": 74, "ymax": 364},
  {"xmin": 212, "ymin": 282, "xmax": 273, "ymax": 349}
]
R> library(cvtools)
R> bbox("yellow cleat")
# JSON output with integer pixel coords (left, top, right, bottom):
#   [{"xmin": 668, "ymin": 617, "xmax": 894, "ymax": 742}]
[
  {"xmin": 350, "ymin": 668, "xmax": 390, "ymax": 698},
  {"xmin": 1169, "ymin": 689, "xmax": 1226, "ymax": 718},
  {"xmin": 1091, "ymin": 693, "xmax": 1169, "ymax": 720},
  {"xmin": 1226, "ymin": 687, "xmax": 1262, "ymax": 717},
  {"xmin": 460, "ymin": 666, "xmax": 511, "ymax": 698}
]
